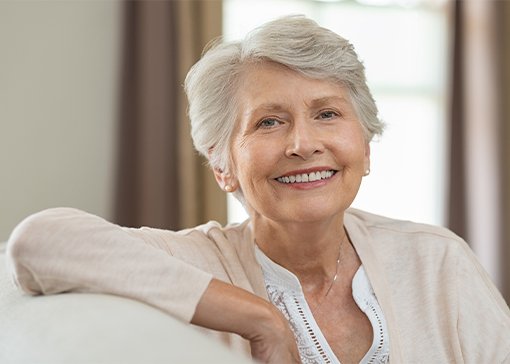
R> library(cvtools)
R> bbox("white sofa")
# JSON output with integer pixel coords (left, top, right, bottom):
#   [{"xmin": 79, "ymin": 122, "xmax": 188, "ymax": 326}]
[{"xmin": 0, "ymin": 242, "xmax": 253, "ymax": 364}]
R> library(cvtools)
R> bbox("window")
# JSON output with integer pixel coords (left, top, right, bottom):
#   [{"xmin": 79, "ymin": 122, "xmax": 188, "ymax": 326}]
[{"xmin": 224, "ymin": 0, "xmax": 450, "ymax": 226}]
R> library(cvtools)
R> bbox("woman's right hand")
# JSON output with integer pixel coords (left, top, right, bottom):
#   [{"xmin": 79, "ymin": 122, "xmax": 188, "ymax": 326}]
[{"xmin": 192, "ymin": 279, "xmax": 300, "ymax": 364}]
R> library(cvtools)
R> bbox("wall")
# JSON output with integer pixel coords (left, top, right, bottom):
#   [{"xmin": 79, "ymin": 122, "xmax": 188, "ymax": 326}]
[{"xmin": 0, "ymin": 1, "xmax": 121, "ymax": 241}]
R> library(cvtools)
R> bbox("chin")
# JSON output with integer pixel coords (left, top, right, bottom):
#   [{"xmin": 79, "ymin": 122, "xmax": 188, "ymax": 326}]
[{"xmin": 278, "ymin": 205, "xmax": 345, "ymax": 224}]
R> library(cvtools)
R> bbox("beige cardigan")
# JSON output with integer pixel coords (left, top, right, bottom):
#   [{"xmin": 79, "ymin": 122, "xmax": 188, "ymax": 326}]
[{"xmin": 6, "ymin": 207, "xmax": 510, "ymax": 363}]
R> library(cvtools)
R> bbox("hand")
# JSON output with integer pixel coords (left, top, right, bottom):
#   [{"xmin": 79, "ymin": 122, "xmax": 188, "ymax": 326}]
[
  {"xmin": 246, "ymin": 305, "xmax": 301, "ymax": 364},
  {"xmin": 192, "ymin": 279, "xmax": 300, "ymax": 363}
]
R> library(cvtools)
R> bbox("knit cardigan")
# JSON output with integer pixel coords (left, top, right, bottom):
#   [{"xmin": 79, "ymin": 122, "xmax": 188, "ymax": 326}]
[{"xmin": 6, "ymin": 207, "xmax": 510, "ymax": 363}]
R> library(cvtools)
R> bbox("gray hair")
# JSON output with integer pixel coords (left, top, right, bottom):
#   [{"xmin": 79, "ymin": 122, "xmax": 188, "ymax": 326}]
[{"xmin": 184, "ymin": 15, "xmax": 384, "ymax": 175}]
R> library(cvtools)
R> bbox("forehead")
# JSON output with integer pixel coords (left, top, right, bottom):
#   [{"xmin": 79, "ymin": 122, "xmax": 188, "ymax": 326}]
[{"xmin": 235, "ymin": 62, "xmax": 350, "ymax": 111}]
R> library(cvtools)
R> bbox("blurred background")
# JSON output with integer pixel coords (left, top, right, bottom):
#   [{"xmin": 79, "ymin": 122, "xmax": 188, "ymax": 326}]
[{"xmin": 1, "ymin": 0, "xmax": 509, "ymax": 300}]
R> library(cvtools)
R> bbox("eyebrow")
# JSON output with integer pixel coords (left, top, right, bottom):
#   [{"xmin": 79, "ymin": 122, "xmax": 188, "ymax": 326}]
[
  {"xmin": 242, "ymin": 103, "xmax": 288, "ymax": 121},
  {"xmin": 307, "ymin": 96, "xmax": 349, "ymax": 107},
  {"xmin": 250, "ymin": 103, "xmax": 287, "ymax": 112},
  {"xmin": 243, "ymin": 95, "xmax": 350, "ymax": 123},
  {"xmin": 248, "ymin": 96, "xmax": 348, "ymax": 115}
]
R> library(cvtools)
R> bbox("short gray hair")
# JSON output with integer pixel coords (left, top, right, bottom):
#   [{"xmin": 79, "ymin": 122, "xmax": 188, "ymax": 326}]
[{"xmin": 184, "ymin": 15, "xmax": 384, "ymax": 174}]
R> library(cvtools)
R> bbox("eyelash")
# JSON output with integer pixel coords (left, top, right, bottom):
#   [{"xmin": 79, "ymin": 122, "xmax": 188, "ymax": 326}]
[
  {"xmin": 257, "ymin": 109, "xmax": 340, "ymax": 129},
  {"xmin": 317, "ymin": 110, "xmax": 340, "ymax": 120},
  {"xmin": 258, "ymin": 118, "xmax": 282, "ymax": 129}
]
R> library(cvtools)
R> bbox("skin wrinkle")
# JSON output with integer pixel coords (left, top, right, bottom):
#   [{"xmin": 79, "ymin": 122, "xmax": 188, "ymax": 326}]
[
  {"xmin": 230, "ymin": 64, "xmax": 369, "ymax": 222},
  {"xmin": 226, "ymin": 64, "xmax": 367, "ymax": 180}
]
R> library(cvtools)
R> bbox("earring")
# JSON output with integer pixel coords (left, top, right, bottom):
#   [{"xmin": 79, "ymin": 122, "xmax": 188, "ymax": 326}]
[
  {"xmin": 363, "ymin": 168, "xmax": 370, "ymax": 176},
  {"xmin": 224, "ymin": 184, "xmax": 233, "ymax": 192}
]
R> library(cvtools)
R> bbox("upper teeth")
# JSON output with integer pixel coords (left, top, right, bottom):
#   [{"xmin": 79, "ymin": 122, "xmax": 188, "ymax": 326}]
[{"xmin": 277, "ymin": 170, "xmax": 335, "ymax": 184}]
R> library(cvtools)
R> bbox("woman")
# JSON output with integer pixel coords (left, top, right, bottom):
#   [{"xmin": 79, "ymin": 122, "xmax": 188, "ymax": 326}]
[{"xmin": 6, "ymin": 16, "xmax": 510, "ymax": 364}]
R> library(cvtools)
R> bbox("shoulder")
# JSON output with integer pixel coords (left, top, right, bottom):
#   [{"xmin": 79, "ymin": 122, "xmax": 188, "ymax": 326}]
[
  {"xmin": 346, "ymin": 208, "xmax": 459, "ymax": 240},
  {"xmin": 346, "ymin": 209, "xmax": 510, "ymax": 357},
  {"xmin": 134, "ymin": 219, "xmax": 251, "ymax": 243},
  {"xmin": 345, "ymin": 208, "xmax": 469, "ymax": 266},
  {"xmin": 127, "ymin": 219, "xmax": 253, "ymax": 257},
  {"xmin": 177, "ymin": 219, "xmax": 251, "ymax": 239}
]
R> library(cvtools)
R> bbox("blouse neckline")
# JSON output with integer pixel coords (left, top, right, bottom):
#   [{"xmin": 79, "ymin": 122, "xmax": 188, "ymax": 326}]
[{"xmin": 254, "ymin": 244, "xmax": 390, "ymax": 363}]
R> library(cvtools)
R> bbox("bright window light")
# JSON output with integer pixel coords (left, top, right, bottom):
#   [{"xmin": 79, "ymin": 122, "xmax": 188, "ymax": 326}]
[{"xmin": 224, "ymin": 0, "xmax": 450, "ymax": 226}]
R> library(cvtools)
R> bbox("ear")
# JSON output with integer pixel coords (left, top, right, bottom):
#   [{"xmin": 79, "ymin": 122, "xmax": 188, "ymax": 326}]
[
  {"xmin": 213, "ymin": 168, "xmax": 238, "ymax": 192},
  {"xmin": 363, "ymin": 143, "xmax": 371, "ymax": 175}
]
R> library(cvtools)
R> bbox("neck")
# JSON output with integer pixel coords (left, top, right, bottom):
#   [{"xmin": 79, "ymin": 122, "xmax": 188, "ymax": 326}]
[{"xmin": 252, "ymin": 214, "xmax": 348, "ymax": 284}]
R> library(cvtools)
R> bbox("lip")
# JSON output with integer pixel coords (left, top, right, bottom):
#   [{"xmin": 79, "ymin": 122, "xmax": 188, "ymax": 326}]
[
  {"xmin": 273, "ymin": 166, "xmax": 339, "ymax": 190},
  {"xmin": 275, "ymin": 166, "xmax": 337, "ymax": 179}
]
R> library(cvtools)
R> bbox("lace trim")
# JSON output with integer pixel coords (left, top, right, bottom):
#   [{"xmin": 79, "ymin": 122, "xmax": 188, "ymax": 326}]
[
  {"xmin": 266, "ymin": 285, "xmax": 332, "ymax": 364},
  {"xmin": 364, "ymin": 298, "xmax": 389, "ymax": 363},
  {"xmin": 294, "ymin": 296, "xmax": 332, "ymax": 363},
  {"xmin": 256, "ymin": 247, "xmax": 389, "ymax": 364},
  {"xmin": 353, "ymin": 267, "xmax": 389, "ymax": 364},
  {"xmin": 368, "ymin": 303, "xmax": 384, "ymax": 362}
]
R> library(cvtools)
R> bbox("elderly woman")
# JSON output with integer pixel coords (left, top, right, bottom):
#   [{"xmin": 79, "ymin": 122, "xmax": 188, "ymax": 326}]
[{"xmin": 6, "ymin": 16, "xmax": 510, "ymax": 364}]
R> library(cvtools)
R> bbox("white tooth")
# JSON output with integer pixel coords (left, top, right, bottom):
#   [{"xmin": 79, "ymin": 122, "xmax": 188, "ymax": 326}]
[{"xmin": 280, "ymin": 171, "xmax": 336, "ymax": 183}]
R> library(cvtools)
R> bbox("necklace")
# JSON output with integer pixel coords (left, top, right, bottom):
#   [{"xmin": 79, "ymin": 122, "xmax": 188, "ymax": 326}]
[{"xmin": 310, "ymin": 233, "xmax": 347, "ymax": 313}]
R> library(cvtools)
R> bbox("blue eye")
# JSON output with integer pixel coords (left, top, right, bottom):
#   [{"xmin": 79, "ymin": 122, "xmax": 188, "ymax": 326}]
[
  {"xmin": 318, "ymin": 110, "xmax": 338, "ymax": 120},
  {"xmin": 259, "ymin": 118, "xmax": 281, "ymax": 128}
]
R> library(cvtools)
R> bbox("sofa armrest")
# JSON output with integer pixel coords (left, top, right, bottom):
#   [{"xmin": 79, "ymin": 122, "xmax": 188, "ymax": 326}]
[{"xmin": 0, "ymin": 248, "xmax": 253, "ymax": 364}]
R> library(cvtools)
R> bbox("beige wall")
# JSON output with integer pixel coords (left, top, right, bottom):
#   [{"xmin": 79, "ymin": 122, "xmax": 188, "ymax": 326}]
[{"xmin": 0, "ymin": 1, "xmax": 121, "ymax": 241}]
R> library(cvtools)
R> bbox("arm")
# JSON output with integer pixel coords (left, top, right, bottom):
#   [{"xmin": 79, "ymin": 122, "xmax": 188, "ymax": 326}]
[
  {"xmin": 456, "ymin": 241, "xmax": 510, "ymax": 363},
  {"xmin": 6, "ymin": 208, "xmax": 300, "ymax": 363},
  {"xmin": 193, "ymin": 279, "xmax": 300, "ymax": 363},
  {"xmin": 6, "ymin": 207, "xmax": 212, "ymax": 322}
]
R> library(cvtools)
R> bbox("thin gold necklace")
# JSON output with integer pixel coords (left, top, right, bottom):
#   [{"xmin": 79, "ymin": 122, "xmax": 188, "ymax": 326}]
[{"xmin": 310, "ymin": 233, "xmax": 347, "ymax": 313}]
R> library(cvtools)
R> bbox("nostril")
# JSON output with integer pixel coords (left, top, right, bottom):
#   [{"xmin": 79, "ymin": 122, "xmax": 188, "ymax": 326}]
[
  {"xmin": 285, "ymin": 143, "xmax": 324, "ymax": 160},
  {"xmin": 284, "ymin": 125, "xmax": 324, "ymax": 159}
]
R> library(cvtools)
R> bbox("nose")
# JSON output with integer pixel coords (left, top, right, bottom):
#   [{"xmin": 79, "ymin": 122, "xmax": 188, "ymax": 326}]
[{"xmin": 284, "ymin": 118, "xmax": 324, "ymax": 160}]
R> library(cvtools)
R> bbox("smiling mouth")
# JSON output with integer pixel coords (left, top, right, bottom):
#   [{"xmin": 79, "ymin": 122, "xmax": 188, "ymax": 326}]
[{"xmin": 276, "ymin": 170, "xmax": 337, "ymax": 184}]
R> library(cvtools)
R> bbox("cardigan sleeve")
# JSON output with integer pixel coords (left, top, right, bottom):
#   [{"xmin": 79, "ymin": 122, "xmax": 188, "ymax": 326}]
[
  {"xmin": 455, "ymin": 241, "xmax": 510, "ymax": 363},
  {"xmin": 5, "ymin": 207, "xmax": 213, "ymax": 323}
]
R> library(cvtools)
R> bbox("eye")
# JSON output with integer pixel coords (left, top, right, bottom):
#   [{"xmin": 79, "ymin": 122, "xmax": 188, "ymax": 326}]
[
  {"xmin": 258, "ymin": 118, "xmax": 282, "ymax": 129},
  {"xmin": 317, "ymin": 110, "xmax": 339, "ymax": 120}
]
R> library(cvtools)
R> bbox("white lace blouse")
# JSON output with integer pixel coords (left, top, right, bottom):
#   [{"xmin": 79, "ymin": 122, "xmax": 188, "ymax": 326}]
[{"xmin": 255, "ymin": 246, "xmax": 390, "ymax": 364}]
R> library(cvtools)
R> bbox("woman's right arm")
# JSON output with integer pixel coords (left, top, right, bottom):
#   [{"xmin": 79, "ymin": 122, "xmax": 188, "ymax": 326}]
[
  {"xmin": 6, "ymin": 207, "xmax": 299, "ymax": 363},
  {"xmin": 193, "ymin": 279, "xmax": 300, "ymax": 363},
  {"xmin": 6, "ymin": 207, "xmax": 212, "ymax": 322}
]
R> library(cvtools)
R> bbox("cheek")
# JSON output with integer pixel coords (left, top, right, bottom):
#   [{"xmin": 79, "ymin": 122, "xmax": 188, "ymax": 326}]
[
  {"xmin": 232, "ymin": 138, "xmax": 277, "ymax": 186},
  {"xmin": 246, "ymin": 146, "xmax": 275, "ymax": 175},
  {"xmin": 333, "ymin": 134, "xmax": 366, "ymax": 164}
]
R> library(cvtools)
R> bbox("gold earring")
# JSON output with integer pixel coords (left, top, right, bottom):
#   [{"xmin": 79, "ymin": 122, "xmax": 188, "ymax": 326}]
[
  {"xmin": 363, "ymin": 168, "xmax": 370, "ymax": 176},
  {"xmin": 224, "ymin": 184, "xmax": 233, "ymax": 192}
]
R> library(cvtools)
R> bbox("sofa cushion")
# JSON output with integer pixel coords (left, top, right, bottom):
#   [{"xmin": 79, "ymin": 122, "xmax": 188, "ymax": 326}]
[{"xmin": 0, "ymin": 243, "xmax": 252, "ymax": 363}]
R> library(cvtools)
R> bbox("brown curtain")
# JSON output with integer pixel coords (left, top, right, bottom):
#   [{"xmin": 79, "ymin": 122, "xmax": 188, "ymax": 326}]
[
  {"xmin": 114, "ymin": 0, "xmax": 226, "ymax": 230},
  {"xmin": 500, "ymin": 1, "xmax": 510, "ymax": 303},
  {"xmin": 449, "ymin": 0, "xmax": 510, "ymax": 301}
]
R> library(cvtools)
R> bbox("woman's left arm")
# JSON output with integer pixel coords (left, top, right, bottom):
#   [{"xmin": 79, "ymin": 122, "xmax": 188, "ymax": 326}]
[{"xmin": 456, "ymin": 242, "xmax": 510, "ymax": 363}]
